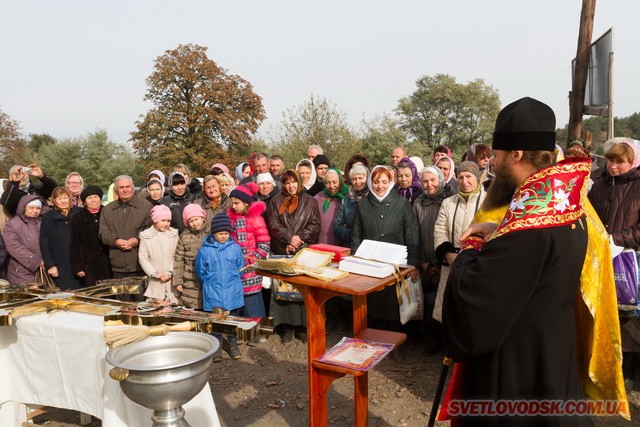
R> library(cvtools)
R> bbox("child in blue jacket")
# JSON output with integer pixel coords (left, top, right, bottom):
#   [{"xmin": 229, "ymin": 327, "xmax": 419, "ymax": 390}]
[{"xmin": 195, "ymin": 212, "xmax": 244, "ymax": 361}]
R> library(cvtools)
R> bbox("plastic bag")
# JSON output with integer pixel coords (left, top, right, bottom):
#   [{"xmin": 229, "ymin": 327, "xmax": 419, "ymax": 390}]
[
  {"xmin": 613, "ymin": 249, "xmax": 639, "ymax": 307},
  {"xmin": 396, "ymin": 276, "xmax": 424, "ymax": 324}
]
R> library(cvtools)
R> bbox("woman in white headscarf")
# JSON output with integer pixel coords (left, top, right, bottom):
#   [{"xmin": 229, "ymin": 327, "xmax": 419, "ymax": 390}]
[
  {"xmin": 436, "ymin": 156, "xmax": 457, "ymax": 192},
  {"xmin": 295, "ymin": 159, "xmax": 317, "ymax": 192}
]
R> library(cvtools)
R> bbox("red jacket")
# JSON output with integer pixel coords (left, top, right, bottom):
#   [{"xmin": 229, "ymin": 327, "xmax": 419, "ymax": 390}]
[{"xmin": 228, "ymin": 201, "xmax": 270, "ymax": 295}]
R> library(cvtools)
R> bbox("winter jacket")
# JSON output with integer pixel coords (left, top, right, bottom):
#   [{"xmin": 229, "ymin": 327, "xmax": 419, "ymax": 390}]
[
  {"xmin": 314, "ymin": 191, "xmax": 342, "ymax": 245},
  {"xmin": 187, "ymin": 178, "xmax": 203, "ymax": 199},
  {"xmin": 3, "ymin": 194, "xmax": 44, "ymax": 285},
  {"xmin": 413, "ymin": 184, "xmax": 456, "ymax": 268},
  {"xmin": 0, "ymin": 174, "xmax": 58, "ymax": 216},
  {"xmin": 196, "ymin": 193, "xmax": 231, "ymax": 234},
  {"xmin": 195, "ymin": 235, "xmax": 245, "ymax": 312},
  {"xmin": 40, "ymin": 206, "xmax": 83, "ymax": 290},
  {"xmin": 139, "ymin": 225, "xmax": 180, "ymax": 303},
  {"xmin": 173, "ymin": 224, "xmax": 208, "ymax": 309},
  {"xmin": 588, "ymin": 168, "xmax": 640, "ymax": 249},
  {"xmin": 267, "ymin": 192, "xmax": 321, "ymax": 255},
  {"xmin": 163, "ymin": 189, "xmax": 196, "ymax": 234},
  {"xmin": 432, "ymin": 187, "xmax": 486, "ymax": 322},
  {"xmin": 228, "ymin": 202, "xmax": 270, "ymax": 295},
  {"xmin": 69, "ymin": 206, "xmax": 112, "ymax": 286},
  {"xmin": 99, "ymin": 195, "xmax": 153, "ymax": 274}
]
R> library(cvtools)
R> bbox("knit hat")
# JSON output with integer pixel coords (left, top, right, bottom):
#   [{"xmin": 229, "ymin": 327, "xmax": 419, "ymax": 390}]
[
  {"xmin": 457, "ymin": 161, "xmax": 481, "ymax": 180},
  {"xmin": 492, "ymin": 97, "xmax": 556, "ymax": 151},
  {"xmin": 150, "ymin": 204, "xmax": 172, "ymax": 223},
  {"xmin": 181, "ymin": 203, "xmax": 206, "ymax": 226},
  {"xmin": 211, "ymin": 212, "xmax": 232, "ymax": 234},
  {"xmin": 312, "ymin": 154, "xmax": 330, "ymax": 169},
  {"xmin": 229, "ymin": 182, "xmax": 259, "ymax": 204},
  {"xmin": 256, "ymin": 173, "xmax": 275, "ymax": 185},
  {"xmin": 80, "ymin": 185, "xmax": 104, "ymax": 202}
]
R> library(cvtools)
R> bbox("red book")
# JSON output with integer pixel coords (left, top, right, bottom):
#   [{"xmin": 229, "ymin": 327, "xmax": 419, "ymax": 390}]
[{"xmin": 308, "ymin": 244, "xmax": 351, "ymax": 262}]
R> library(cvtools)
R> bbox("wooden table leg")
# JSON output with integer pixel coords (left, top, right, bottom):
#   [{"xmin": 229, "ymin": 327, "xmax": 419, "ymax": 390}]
[{"xmin": 352, "ymin": 294, "xmax": 368, "ymax": 427}]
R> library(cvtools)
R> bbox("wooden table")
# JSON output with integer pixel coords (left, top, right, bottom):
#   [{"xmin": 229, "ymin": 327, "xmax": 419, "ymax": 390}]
[{"xmin": 257, "ymin": 266, "xmax": 415, "ymax": 427}]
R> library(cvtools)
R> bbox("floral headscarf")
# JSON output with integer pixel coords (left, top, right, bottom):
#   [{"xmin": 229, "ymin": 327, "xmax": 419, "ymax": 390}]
[
  {"xmin": 322, "ymin": 167, "xmax": 349, "ymax": 213},
  {"xmin": 396, "ymin": 157, "xmax": 422, "ymax": 202}
]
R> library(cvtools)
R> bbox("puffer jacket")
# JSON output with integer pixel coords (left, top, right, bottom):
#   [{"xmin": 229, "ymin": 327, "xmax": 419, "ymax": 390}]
[
  {"xmin": 173, "ymin": 224, "xmax": 208, "ymax": 309},
  {"xmin": 267, "ymin": 193, "xmax": 321, "ymax": 255},
  {"xmin": 196, "ymin": 193, "xmax": 231, "ymax": 234},
  {"xmin": 3, "ymin": 194, "xmax": 45, "ymax": 285},
  {"xmin": 414, "ymin": 184, "xmax": 456, "ymax": 268},
  {"xmin": 432, "ymin": 187, "xmax": 486, "ymax": 322},
  {"xmin": 163, "ymin": 188, "xmax": 196, "ymax": 234},
  {"xmin": 228, "ymin": 202, "xmax": 270, "ymax": 295},
  {"xmin": 138, "ymin": 225, "xmax": 180, "ymax": 303},
  {"xmin": 195, "ymin": 235, "xmax": 245, "ymax": 312},
  {"xmin": 588, "ymin": 167, "xmax": 640, "ymax": 249}
]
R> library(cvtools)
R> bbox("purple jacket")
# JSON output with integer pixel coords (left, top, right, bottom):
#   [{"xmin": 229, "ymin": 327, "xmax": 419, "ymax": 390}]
[
  {"xmin": 313, "ymin": 191, "xmax": 341, "ymax": 245},
  {"xmin": 3, "ymin": 194, "xmax": 45, "ymax": 285}
]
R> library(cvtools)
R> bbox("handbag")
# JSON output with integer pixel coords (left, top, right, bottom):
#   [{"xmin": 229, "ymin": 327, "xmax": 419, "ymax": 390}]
[
  {"xmin": 33, "ymin": 265, "xmax": 59, "ymax": 292},
  {"xmin": 613, "ymin": 249, "xmax": 639, "ymax": 308},
  {"xmin": 396, "ymin": 275, "xmax": 424, "ymax": 324},
  {"xmin": 272, "ymin": 278, "xmax": 304, "ymax": 302}
]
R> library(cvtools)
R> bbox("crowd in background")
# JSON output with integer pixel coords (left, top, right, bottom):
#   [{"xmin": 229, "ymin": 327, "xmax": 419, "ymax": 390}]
[{"xmin": 1, "ymin": 138, "xmax": 639, "ymax": 378}]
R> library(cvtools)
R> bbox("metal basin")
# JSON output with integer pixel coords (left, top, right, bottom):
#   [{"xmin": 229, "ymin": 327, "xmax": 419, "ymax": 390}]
[{"xmin": 106, "ymin": 332, "xmax": 218, "ymax": 412}]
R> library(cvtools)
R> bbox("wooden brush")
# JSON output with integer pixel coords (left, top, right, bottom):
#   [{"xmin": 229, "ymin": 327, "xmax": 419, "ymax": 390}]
[{"xmin": 104, "ymin": 321, "xmax": 195, "ymax": 348}]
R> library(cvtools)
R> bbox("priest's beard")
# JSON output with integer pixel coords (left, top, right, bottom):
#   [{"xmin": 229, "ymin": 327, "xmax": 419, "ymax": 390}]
[{"xmin": 483, "ymin": 164, "xmax": 519, "ymax": 211}]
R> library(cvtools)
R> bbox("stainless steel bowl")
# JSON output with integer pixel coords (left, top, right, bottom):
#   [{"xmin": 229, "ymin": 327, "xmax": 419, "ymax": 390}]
[{"xmin": 106, "ymin": 332, "xmax": 218, "ymax": 412}]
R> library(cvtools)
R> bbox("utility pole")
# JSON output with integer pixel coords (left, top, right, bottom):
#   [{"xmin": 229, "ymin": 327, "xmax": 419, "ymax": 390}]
[{"xmin": 568, "ymin": 0, "xmax": 596, "ymax": 142}]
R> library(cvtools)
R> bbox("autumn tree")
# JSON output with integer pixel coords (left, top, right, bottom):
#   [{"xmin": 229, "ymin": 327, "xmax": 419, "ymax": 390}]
[
  {"xmin": 0, "ymin": 107, "xmax": 30, "ymax": 173},
  {"xmin": 269, "ymin": 95, "xmax": 361, "ymax": 170},
  {"xmin": 396, "ymin": 74, "xmax": 501, "ymax": 156},
  {"xmin": 131, "ymin": 44, "xmax": 265, "ymax": 177}
]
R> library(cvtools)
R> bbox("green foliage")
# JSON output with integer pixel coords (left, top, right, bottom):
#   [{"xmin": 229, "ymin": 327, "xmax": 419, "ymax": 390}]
[
  {"xmin": 396, "ymin": 74, "xmax": 501, "ymax": 153},
  {"xmin": 0, "ymin": 108, "xmax": 30, "ymax": 173},
  {"xmin": 28, "ymin": 133, "xmax": 57, "ymax": 155},
  {"xmin": 131, "ymin": 44, "xmax": 266, "ymax": 178},
  {"xmin": 359, "ymin": 114, "xmax": 409, "ymax": 166},
  {"xmin": 268, "ymin": 94, "xmax": 362, "ymax": 170},
  {"xmin": 38, "ymin": 130, "xmax": 143, "ymax": 190}
]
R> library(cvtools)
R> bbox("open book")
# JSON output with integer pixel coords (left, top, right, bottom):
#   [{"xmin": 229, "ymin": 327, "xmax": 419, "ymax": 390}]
[{"xmin": 338, "ymin": 240, "xmax": 407, "ymax": 278}]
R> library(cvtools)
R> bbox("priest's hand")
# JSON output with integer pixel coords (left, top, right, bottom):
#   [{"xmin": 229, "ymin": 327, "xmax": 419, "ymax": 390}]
[
  {"xmin": 460, "ymin": 222, "xmax": 498, "ymax": 242},
  {"xmin": 48, "ymin": 266, "xmax": 59, "ymax": 278}
]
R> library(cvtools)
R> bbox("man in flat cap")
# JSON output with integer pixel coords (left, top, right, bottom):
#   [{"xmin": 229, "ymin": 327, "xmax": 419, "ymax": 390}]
[{"xmin": 439, "ymin": 97, "xmax": 628, "ymax": 425}]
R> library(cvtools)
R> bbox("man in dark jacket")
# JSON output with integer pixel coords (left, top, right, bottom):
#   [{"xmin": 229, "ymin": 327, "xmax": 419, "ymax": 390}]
[
  {"xmin": 99, "ymin": 175, "xmax": 152, "ymax": 301},
  {"xmin": 0, "ymin": 164, "xmax": 57, "ymax": 216},
  {"xmin": 443, "ymin": 98, "xmax": 594, "ymax": 426},
  {"xmin": 240, "ymin": 152, "xmax": 282, "ymax": 190}
]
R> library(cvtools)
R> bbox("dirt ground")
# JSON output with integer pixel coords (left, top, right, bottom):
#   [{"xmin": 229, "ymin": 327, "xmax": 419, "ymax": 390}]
[{"xmin": 35, "ymin": 330, "xmax": 640, "ymax": 426}]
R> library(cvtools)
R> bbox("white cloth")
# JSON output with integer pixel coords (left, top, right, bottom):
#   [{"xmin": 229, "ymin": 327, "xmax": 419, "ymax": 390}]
[{"xmin": 0, "ymin": 311, "xmax": 220, "ymax": 427}]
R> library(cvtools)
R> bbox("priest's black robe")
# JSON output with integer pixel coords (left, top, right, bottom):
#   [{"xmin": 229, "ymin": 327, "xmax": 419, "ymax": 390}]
[{"xmin": 443, "ymin": 219, "xmax": 594, "ymax": 426}]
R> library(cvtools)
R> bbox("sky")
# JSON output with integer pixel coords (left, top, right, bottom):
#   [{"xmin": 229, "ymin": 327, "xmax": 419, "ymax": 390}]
[{"xmin": 1, "ymin": 1, "xmax": 639, "ymax": 148}]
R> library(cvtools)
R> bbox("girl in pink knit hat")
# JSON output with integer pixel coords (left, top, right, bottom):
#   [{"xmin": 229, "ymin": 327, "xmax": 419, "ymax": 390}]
[{"xmin": 139, "ymin": 204, "xmax": 180, "ymax": 304}]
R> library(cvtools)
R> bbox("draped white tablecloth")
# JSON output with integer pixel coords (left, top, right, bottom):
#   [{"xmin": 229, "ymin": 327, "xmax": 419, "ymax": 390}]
[{"xmin": 0, "ymin": 310, "xmax": 220, "ymax": 426}]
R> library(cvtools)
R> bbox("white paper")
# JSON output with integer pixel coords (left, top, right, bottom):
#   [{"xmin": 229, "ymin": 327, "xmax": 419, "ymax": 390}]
[{"xmin": 354, "ymin": 240, "xmax": 407, "ymax": 264}]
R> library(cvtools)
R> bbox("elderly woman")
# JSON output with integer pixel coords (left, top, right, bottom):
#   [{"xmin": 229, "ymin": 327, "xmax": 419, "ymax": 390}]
[
  {"xmin": 395, "ymin": 157, "xmax": 424, "ymax": 205},
  {"xmin": 343, "ymin": 154, "xmax": 370, "ymax": 186},
  {"xmin": 40, "ymin": 187, "xmax": 83, "ymax": 290},
  {"xmin": 3, "ymin": 195, "xmax": 45, "ymax": 285},
  {"xmin": 314, "ymin": 167, "xmax": 348, "ymax": 245},
  {"xmin": 69, "ymin": 186, "xmax": 112, "ymax": 286},
  {"xmin": 267, "ymin": 169, "xmax": 321, "ymax": 343},
  {"xmin": 295, "ymin": 159, "xmax": 317, "ymax": 193},
  {"xmin": 413, "ymin": 166, "xmax": 455, "ymax": 355},
  {"xmin": 196, "ymin": 175, "xmax": 230, "ymax": 233},
  {"xmin": 334, "ymin": 164, "xmax": 369, "ymax": 247},
  {"xmin": 432, "ymin": 161, "xmax": 486, "ymax": 322},
  {"xmin": 351, "ymin": 165, "xmax": 420, "ymax": 332},
  {"xmin": 588, "ymin": 137, "xmax": 640, "ymax": 386},
  {"xmin": 256, "ymin": 172, "xmax": 279, "ymax": 205},
  {"xmin": 436, "ymin": 156, "xmax": 457, "ymax": 192},
  {"xmin": 65, "ymin": 172, "xmax": 84, "ymax": 207}
]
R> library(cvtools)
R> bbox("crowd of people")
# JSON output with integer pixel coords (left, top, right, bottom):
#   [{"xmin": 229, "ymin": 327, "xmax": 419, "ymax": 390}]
[{"xmin": 0, "ymin": 97, "xmax": 636, "ymax": 423}]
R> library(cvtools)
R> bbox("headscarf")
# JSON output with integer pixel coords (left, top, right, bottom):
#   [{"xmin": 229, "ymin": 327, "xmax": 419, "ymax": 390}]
[
  {"xmin": 348, "ymin": 163, "xmax": 370, "ymax": 202},
  {"xmin": 396, "ymin": 157, "xmax": 422, "ymax": 202},
  {"xmin": 278, "ymin": 169, "xmax": 303, "ymax": 215},
  {"xmin": 420, "ymin": 166, "xmax": 446, "ymax": 196},
  {"xmin": 604, "ymin": 137, "xmax": 640, "ymax": 168},
  {"xmin": 367, "ymin": 165, "xmax": 395, "ymax": 202},
  {"xmin": 436, "ymin": 156, "xmax": 456, "ymax": 184},
  {"xmin": 322, "ymin": 167, "xmax": 349, "ymax": 213},
  {"xmin": 235, "ymin": 162, "xmax": 249, "ymax": 181},
  {"xmin": 147, "ymin": 178, "xmax": 164, "ymax": 197},
  {"xmin": 409, "ymin": 156, "xmax": 425, "ymax": 172},
  {"xmin": 295, "ymin": 159, "xmax": 317, "ymax": 190},
  {"xmin": 147, "ymin": 169, "xmax": 166, "ymax": 186}
]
